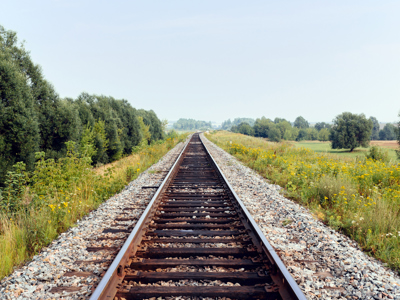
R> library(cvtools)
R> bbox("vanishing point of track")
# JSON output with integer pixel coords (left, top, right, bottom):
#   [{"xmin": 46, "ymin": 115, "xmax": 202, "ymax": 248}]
[{"xmin": 90, "ymin": 133, "xmax": 306, "ymax": 300}]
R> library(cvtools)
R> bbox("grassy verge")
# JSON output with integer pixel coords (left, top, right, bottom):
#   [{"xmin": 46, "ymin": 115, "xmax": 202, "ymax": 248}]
[
  {"xmin": 0, "ymin": 134, "xmax": 188, "ymax": 279},
  {"xmin": 295, "ymin": 141, "xmax": 398, "ymax": 160},
  {"xmin": 206, "ymin": 131, "xmax": 400, "ymax": 271}
]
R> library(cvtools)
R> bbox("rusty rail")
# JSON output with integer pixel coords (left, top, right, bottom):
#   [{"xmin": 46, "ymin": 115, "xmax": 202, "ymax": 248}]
[{"xmin": 89, "ymin": 133, "xmax": 306, "ymax": 300}]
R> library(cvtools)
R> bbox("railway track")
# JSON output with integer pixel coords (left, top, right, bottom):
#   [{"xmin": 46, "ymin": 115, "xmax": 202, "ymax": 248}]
[{"xmin": 90, "ymin": 133, "xmax": 306, "ymax": 300}]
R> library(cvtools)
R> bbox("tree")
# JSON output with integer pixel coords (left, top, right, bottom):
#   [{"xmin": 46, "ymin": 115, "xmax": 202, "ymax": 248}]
[
  {"xmin": 253, "ymin": 117, "xmax": 273, "ymax": 138},
  {"xmin": 330, "ymin": 112, "xmax": 373, "ymax": 152},
  {"xmin": 221, "ymin": 119, "xmax": 232, "ymax": 130},
  {"xmin": 293, "ymin": 116, "xmax": 309, "ymax": 129},
  {"xmin": 0, "ymin": 53, "xmax": 39, "ymax": 184},
  {"xmin": 268, "ymin": 126, "xmax": 281, "ymax": 142},
  {"xmin": 230, "ymin": 125, "xmax": 239, "ymax": 133},
  {"xmin": 236, "ymin": 122, "xmax": 254, "ymax": 136},
  {"xmin": 369, "ymin": 117, "xmax": 380, "ymax": 140},
  {"xmin": 284, "ymin": 127, "xmax": 299, "ymax": 141},
  {"xmin": 296, "ymin": 129, "xmax": 309, "ymax": 141},
  {"xmin": 318, "ymin": 128, "xmax": 330, "ymax": 141},
  {"xmin": 173, "ymin": 118, "xmax": 212, "ymax": 131},
  {"xmin": 274, "ymin": 117, "xmax": 288, "ymax": 124},
  {"xmin": 276, "ymin": 121, "xmax": 292, "ymax": 140},
  {"xmin": 0, "ymin": 25, "xmax": 167, "ymax": 185},
  {"xmin": 137, "ymin": 116, "xmax": 151, "ymax": 146},
  {"xmin": 379, "ymin": 123, "xmax": 397, "ymax": 140},
  {"xmin": 92, "ymin": 120, "xmax": 109, "ymax": 164},
  {"xmin": 306, "ymin": 128, "xmax": 319, "ymax": 140},
  {"xmin": 314, "ymin": 122, "xmax": 331, "ymax": 131}
]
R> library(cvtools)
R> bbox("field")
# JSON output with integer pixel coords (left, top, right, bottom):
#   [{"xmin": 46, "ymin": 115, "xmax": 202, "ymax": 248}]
[
  {"xmin": 0, "ymin": 135, "xmax": 187, "ymax": 279},
  {"xmin": 206, "ymin": 131, "xmax": 400, "ymax": 271},
  {"xmin": 295, "ymin": 140, "xmax": 398, "ymax": 160}
]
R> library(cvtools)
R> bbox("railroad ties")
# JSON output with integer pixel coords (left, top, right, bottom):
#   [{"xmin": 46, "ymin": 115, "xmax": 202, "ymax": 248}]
[{"xmin": 91, "ymin": 134, "xmax": 305, "ymax": 300}]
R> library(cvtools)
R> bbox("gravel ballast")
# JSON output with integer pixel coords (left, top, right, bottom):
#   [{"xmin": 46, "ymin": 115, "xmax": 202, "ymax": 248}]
[
  {"xmin": 202, "ymin": 134, "xmax": 400, "ymax": 300},
  {"xmin": 1, "ymin": 135, "xmax": 400, "ymax": 300},
  {"xmin": 0, "ymin": 140, "xmax": 186, "ymax": 300}
]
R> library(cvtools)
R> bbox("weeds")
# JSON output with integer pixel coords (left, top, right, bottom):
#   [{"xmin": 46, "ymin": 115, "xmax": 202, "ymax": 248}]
[
  {"xmin": 207, "ymin": 131, "xmax": 400, "ymax": 271},
  {"xmin": 0, "ymin": 134, "xmax": 187, "ymax": 278}
]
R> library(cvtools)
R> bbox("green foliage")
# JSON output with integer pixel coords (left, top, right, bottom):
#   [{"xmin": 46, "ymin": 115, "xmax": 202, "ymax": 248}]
[
  {"xmin": 0, "ymin": 26, "xmax": 164, "ymax": 185},
  {"xmin": 379, "ymin": 123, "xmax": 397, "ymax": 140},
  {"xmin": 220, "ymin": 119, "xmax": 232, "ymax": 130},
  {"xmin": 369, "ymin": 116, "xmax": 380, "ymax": 140},
  {"xmin": 79, "ymin": 125, "xmax": 97, "ymax": 161},
  {"xmin": 330, "ymin": 112, "xmax": 373, "ymax": 151},
  {"xmin": 296, "ymin": 129, "xmax": 309, "ymax": 141},
  {"xmin": 138, "ymin": 109, "xmax": 164, "ymax": 141},
  {"xmin": 234, "ymin": 122, "xmax": 254, "ymax": 136},
  {"xmin": 221, "ymin": 118, "xmax": 255, "ymax": 130},
  {"xmin": 137, "ymin": 116, "xmax": 151, "ymax": 146},
  {"xmin": 0, "ymin": 43, "xmax": 39, "ymax": 183},
  {"xmin": 276, "ymin": 121, "xmax": 292, "ymax": 140},
  {"xmin": 173, "ymin": 118, "xmax": 212, "ymax": 130},
  {"xmin": 306, "ymin": 128, "xmax": 319, "ymax": 141},
  {"xmin": 253, "ymin": 117, "xmax": 273, "ymax": 138},
  {"xmin": 92, "ymin": 120, "xmax": 109, "ymax": 164},
  {"xmin": 0, "ymin": 162, "xmax": 28, "ymax": 214},
  {"xmin": 293, "ymin": 116, "xmax": 309, "ymax": 129},
  {"xmin": 274, "ymin": 117, "xmax": 288, "ymax": 124},
  {"xmin": 314, "ymin": 122, "xmax": 331, "ymax": 131},
  {"xmin": 232, "ymin": 117, "xmax": 255, "ymax": 127},
  {"xmin": 365, "ymin": 146, "xmax": 390, "ymax": 163},
  {"xmin": 318, "ymin": 128, "xmax": 330, "ymax": 141},
  {"xmin": 166, "ymin": 130, "xmax": 178, "ymax": 139},
  {"xmin": 268, "ymin": 126, "xmax": 281, "ymax": 142}
]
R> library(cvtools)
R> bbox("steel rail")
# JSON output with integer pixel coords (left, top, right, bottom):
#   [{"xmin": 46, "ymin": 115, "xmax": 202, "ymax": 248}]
[
  {"xmin": 89, "ymin": 135, "xmax": 192, "ymax": 300},
  {"xmin": 200, "ymin": 133, "xmax": 306, "ymax": 300},
  {"xmin": 90, "ymin": 133, "xmax": 306, "ymax": 300}
]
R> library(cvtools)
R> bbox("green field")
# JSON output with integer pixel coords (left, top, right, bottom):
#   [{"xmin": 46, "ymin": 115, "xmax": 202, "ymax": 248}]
[{"xmin": 294, "ymin": 141, "xmax": 398, "ymax": 160}]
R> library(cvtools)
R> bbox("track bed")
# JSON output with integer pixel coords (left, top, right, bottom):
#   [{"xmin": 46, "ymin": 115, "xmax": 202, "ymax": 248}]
[{"xmin": 91, "ymin": 134, "xmax": 305, "ymax": 300}]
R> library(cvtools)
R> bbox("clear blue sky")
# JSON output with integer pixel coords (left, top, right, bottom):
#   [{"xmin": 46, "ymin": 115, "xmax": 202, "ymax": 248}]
[{"xmin": 1, "ymin": 1, "xmax": 399, "ymax": 123}]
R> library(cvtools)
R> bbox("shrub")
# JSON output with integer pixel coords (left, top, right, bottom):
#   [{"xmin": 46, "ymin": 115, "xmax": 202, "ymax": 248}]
[
  {"xmin": 365, "ymin": 146, "xmax": 390, "ymax": 163},
  {"xmin": 0, "ymin": 162, "xmax": 28, "ymax": 215}
]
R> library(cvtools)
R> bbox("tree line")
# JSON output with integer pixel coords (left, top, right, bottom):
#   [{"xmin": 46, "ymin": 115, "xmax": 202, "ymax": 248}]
[
  {"xmin": 226, "ymin": 116, "xmax": 331, "ymax": 142},
  {"xmin": 223, "ymin": 114, "xmax": 400, "ymax": 152},
  {"xmin": 0, "ymin": 25, "xmax": 165, "ymax": 185},
  {"xmin": 173, "ymin": 118, "xmax": 212, "ymax": 130},
  {"xmin": 221, "ymin": 118, "xmax": 255, "ymax": 130}
]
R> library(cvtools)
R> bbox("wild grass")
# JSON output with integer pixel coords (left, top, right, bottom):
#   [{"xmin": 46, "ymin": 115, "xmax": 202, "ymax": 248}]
[
  {"xmin": 0, "ymin": 135, "xmax": 187, "ymax": 279},
  {"xmin": 206, "ymin": 131, "xmax": 400, "ymax": 271},
  {"xmin": 295, "ymin": 141, "xmax": 398, "ymax": 160}
]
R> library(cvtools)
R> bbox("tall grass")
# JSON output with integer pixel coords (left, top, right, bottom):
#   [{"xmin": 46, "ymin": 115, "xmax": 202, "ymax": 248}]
[
  {"xmin": 0, "ymin": 135, "xmax": 187, "ymax": 278},
  {"xmin": 206, "ymin": 131, "xmax": 400, "ymax": 271}
]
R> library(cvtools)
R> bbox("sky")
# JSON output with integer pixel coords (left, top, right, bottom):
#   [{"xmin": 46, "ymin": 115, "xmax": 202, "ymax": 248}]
[{"xmin": 1, "ymin": 1, "xmax": 399, "ymax": 123}]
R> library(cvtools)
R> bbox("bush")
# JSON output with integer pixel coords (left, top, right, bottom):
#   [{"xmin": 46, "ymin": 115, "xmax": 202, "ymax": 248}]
[
  {"xmin": 0, "ymin": 162, "xmax": 28, "ymax": 215},
  {"xmin": 365, "ymin": 146, "xmax": 390, "ymax": 163}
]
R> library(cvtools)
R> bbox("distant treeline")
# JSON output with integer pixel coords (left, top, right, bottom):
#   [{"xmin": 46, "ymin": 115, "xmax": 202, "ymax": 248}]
[
  {"xmin": 221, "ymin": 116, "xmax": 399, "ymax": 142},
  {"xmin": 173, "ymin": 118, "xmax": 212, "ymax": 130},
  {"xmin": 0, "ymin": 25, "xmax": 164, "ymax": 185},
  {"xmin": 221, "ymin": 118, "xmax": 255, "ymax": 129}
]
